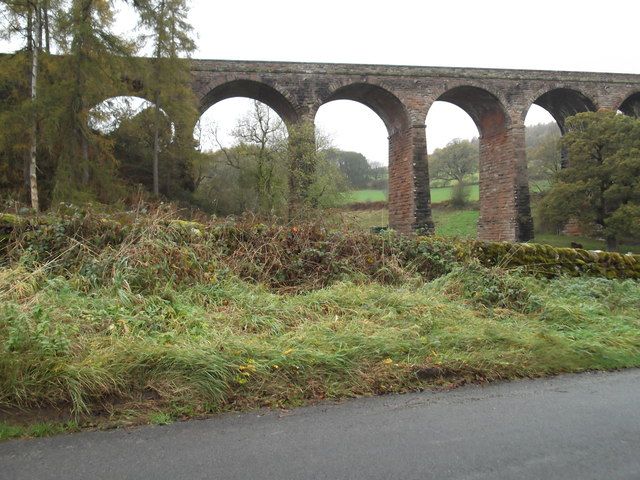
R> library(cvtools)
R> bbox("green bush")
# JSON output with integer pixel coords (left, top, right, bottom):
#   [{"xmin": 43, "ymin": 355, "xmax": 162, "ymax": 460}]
[{"xmin": 0, "ymin": 209, "xmax": 639, "ymax": 428}]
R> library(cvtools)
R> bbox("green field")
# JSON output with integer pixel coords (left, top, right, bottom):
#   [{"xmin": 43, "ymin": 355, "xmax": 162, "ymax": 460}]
[
  {"xmin": 346, "ymin": 184, "xmax": 479, "ymax": 205},
  {"xmin": 430, "ymin": 184, "xmax": 479, "ymax": 204},
  {"xmin": 344, "ymin": 189, "xmax": 387, "ymax": 203},
  {"xmin": 432, "ymin": 209, "xmax": 479, "ymax": 237},
  {"xmin": 532, "ymin": 234, "xmax": 640, "ymax": 253}
]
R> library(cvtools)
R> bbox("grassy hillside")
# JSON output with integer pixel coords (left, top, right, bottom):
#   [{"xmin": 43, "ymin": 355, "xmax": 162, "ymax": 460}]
[{"xmin": 0, "ymin": 209, "xmax": 639, "ymax": 439}]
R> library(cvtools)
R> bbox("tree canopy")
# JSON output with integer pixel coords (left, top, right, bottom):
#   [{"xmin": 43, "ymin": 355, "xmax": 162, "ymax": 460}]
[
  {"xmin": 539, "ymin": 110, "xmax": 640, "ymax": 250},
  {"xmin": 429, "ymin": 138, "xmax": 478, "ymax": 186},
  {"xmin": 0, "ymin": 0, "xmax": 199, "ymax": 207}
]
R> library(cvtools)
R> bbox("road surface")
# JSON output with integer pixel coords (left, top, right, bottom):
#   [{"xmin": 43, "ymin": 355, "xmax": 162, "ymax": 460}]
[{"xmin": 2, "ymin": 369, "xmax": 639, "ymax": 479}]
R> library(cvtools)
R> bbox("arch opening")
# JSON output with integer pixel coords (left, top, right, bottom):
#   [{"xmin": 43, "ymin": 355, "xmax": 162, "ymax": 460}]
[
  {"xmin": 425, "ymin": 101, "xmax": 480, "ymax": 238},
  {"xmin": 194, "ymin": 98, "xmax": 290, "ymax": 216},
  {"xmin": 315, "ymin": 99, "xmax": 390, "ymax": 225},
  {"xmin": 428, "ymin": 85, "xmax": 532, "ymax": 241},
  {"xmin": 523, "ymin": 104, "xmax": 563, "ymax": 241},
  {"xmin": 322, "ymin": 83, "xmax": 410, "ymax": 136},
  {"xmin": 619, "ymin": 92, "xmax": 640, "ymax": 118},
  {"xmin": 89, "ymin": 96, "xmax": 176, "ymax": 194},
  {"xmin": 524, "ymin": 104, "xmax": 561, "ymax": 195},
  {"xmin": 531, "ymin": 88, "xmax": 596, "ymax": 134},
  {"xmin": 199, "ymin": 79, "xmax": 298, "ymax": 126},
  {"xmin": 315, "ymin": 84, "xmax": 411, "ymax": 231},
  {"xmin": 89, "ymin": 96, "xmax": 171, "ymax": 136}
]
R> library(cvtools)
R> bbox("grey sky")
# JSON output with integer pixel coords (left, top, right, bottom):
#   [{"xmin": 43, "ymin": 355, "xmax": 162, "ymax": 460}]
[
  {"xmin": 3, "ymin": 0, "xmax": 638, "ymax": 163},
  {"xmin": 172, "ymin": 0, "xmax": 640, "ymax": 162}
]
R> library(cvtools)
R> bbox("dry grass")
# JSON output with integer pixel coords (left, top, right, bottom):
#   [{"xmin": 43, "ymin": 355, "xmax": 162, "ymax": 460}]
[{"xmin": 0, "ymin": 207, "xmax": 639, "ymax": 437}]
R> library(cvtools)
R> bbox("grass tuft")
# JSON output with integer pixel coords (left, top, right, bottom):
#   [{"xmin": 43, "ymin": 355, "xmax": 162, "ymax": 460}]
[{"xmin": 0, "ymin": 208, "xmax": 639, "ymax": 437}]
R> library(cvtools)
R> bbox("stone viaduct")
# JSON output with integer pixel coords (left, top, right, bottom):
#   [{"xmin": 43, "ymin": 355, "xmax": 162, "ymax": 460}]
[{"xmin": 186, "ymin": 59, "xmax": 640, "ymax": 242}]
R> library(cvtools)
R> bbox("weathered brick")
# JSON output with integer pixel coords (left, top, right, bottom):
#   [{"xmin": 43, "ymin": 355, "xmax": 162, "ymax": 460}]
[{"xmin": 149, "ymin": 59, "xmax": 640, "ymax": 240}]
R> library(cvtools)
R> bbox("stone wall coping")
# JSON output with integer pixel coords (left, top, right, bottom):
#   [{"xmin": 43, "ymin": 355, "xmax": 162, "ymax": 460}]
[{"xmin": 189, "ymin": 58, "xmax": 640, "ymax": 85}]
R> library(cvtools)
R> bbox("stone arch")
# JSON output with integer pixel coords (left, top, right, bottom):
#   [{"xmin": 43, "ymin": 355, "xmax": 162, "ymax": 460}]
[
  {"xmin": 618, "ymin": 92, "xmax": 640, "ymax": 118},
  {"xmin": 316, "ymin": 82, "xmax": 425, "ymax": 233},
  {"xmin": 431, "ymin": 85, "xmax": 510, "ymax": 137},
  {"xmin": 316, "ymin": 82, "xmax": 411, "ymax": 136},
  {"xmin": 426, "ymin": 85, "xmax": 532, "ymax": 242},
  {"xmin": 88, "ymin": 95, "xmax": 169, "ymax": 135},
  {"xmin": 198, "ymin": 79, "xmax": 299, "ymax": 126},
  {"xmin": 525, "ymin": 87, "xmax": 597, "ymax": 133}
]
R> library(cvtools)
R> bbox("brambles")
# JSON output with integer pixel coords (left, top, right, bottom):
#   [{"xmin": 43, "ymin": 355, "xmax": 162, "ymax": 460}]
[{"xmin": 0, "ymin": 208, "xmax": 639, "ymax": 435}]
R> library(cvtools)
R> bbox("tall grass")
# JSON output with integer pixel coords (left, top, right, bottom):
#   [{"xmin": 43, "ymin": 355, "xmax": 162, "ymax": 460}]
[{"xmin": 0, "ymin": 208, "xmax": 639, "ymax": 426}]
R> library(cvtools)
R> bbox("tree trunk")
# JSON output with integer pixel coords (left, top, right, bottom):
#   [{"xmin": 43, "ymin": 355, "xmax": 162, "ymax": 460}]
[
  {"xmin": 82, "ymin": 136, "xmax": 90, "ymax": 185},
  {"xmin": 606, "ymin": 236, "xmax": 618, "ymax": 252},
  {"xmin": 44, "ymin": 0, "xmax": 51, "ymax": 53},
  {"xmin": 29, "ymin": 1, "xmax": 41, "ymax": 212},
  {"xmin": 152, "ymin": 2, "xmax": 164, "ymax": 197},
  {"xmin": 36, "ymin": 4, "xmax": 43, "ymax": 55},
  {"xmin": 152, "ymin": 95, "xmax": 161, "ymax": 196}
]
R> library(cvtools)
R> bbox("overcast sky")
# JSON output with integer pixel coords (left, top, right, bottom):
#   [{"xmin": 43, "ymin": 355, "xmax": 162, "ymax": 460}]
[
  {"xmin": 3, "ymin": 0, "xmax": 638, "ymax": 163},
  {"xmin": 186, "ymin": 0, "xmax": 640, "ymax": 161}
]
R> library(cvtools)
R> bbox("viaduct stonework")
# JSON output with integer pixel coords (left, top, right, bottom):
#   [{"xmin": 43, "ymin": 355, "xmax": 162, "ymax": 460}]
[{"xmin": 188, "ymin": 60, "xmax": 640, "ymax": 242}]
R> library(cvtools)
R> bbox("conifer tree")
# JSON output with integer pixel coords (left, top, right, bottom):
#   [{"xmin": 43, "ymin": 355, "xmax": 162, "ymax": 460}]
[
  {"xmin": 0, "ymin": 0, "xmax": 57, "ymax": 210},
  {"xmin": 52, "ymin": 0, "xmax": 134, "ymax": 200},
  {"xmin": 131, "ymin": 0, "xmax": 196, "ymax": 196}
]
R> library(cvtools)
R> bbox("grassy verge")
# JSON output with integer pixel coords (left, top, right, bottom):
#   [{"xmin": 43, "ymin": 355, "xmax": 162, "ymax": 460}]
[
  {"xmin": 0, "ymin": 209, "xmax": 639, "ymax": 439},
  {"xmin": 0, "ymin": 421, "xmax": 80, "ymax": 441}
]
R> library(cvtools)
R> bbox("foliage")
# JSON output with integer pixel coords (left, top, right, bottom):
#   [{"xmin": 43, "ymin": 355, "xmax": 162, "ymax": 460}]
[
  {"xmin": 48, "ymin": 0, "xmax": 136, "ymax": 202},
  {"xmin": 429, "ymin": 139, "xmax": 478, "ymax": 208},
  {"xmin": 325, "ymin": 149, "xmax": 385, "ymax": 190},
  {"xmin": 109, "ymin": 105, "xmax": 195, "ymax": 196},
  {"xmin": 526, "ymin": 123, "xmax": 562, "ymax": 194},
  {"xmin": 306, "ymin": 149, "xmax": 349, "ymax": 209},
  {"xmin": 449, "ymin": 182, "xmax": 469, "ymax": 208},
  {"xmin": 131, "ymin": 0, "xmax": 198, "ymax": 196},
  {"xmin": 0, "ymin": 210, "xmax": 639, "ymax": 430},
  {"xmin": 287, "ymin": 120, "xmax": 320, "ymax": 215},
  {"xmin": 0, "ymin": 1, "xmax": 198, "ymax": 207},
  {"xmin": 195, "ymin": 102, "xmax": 347, "ymax": 217},
  {"xmin": 539, "ymin": 111, "xmax": 640, "ymax": 250},
  {"xmin": 195, "ymin": 101, "xmax": 290, "ymax": 215}
]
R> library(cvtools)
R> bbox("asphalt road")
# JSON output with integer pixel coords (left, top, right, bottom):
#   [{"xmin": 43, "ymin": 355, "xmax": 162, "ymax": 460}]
[{"xmin": 2, "ymin": 369, "xmax": 639, "ymax": 480}]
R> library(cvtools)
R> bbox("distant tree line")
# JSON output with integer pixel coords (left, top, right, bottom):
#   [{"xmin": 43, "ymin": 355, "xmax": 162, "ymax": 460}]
[{"xmin": 324, "ymin": 149, "xmax": 387, "ymax": 191}]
